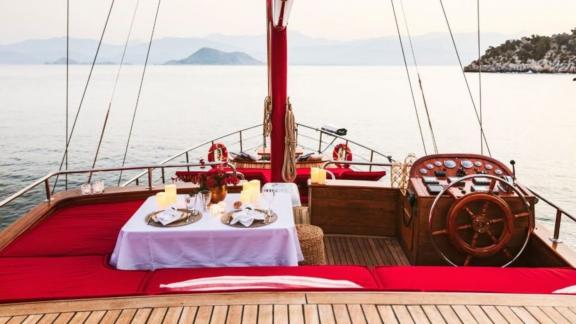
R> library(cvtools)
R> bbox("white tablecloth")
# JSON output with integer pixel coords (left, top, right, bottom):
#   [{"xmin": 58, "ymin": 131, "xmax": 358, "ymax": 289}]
[{"xmin": 110, "ymin": 193, "xmax": 303, "ymax": 270}]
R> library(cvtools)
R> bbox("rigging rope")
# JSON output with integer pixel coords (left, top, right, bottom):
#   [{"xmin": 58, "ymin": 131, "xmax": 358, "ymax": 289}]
[
  {"xmin": 118, "ymin": 0, "xmax": 163, "ymax": 185},
  {"xmin": 477, "ymin": 0, "xmax": 484, "ymax": 155},
  {"xmin": 389, "ymin": 0, "xmax": 428, "ymax": 155},
  {"xmin": 438, "ymin": 0, "xmax": 492, "ymax": 156},
  {"xmin": 88, "ymin": 0, "xmax": 141, "ymax": 183},
  {"xmin": 53, "ymin": 0, "xmax": 117, "ymax": 191},
  {"xmin": 398, "ymin": 0, "xmax": 439, "ymax": 154},
  {"xmin": 65, "ymin": 0, "xmax": 70, "ymax": 190},
  {"xmin": 263, "ymin": 96, "xmax": 273, "ymax": 138},
  {"xmin": 281, "ymin": 98, "xmax": 297, "ymax": 182}
]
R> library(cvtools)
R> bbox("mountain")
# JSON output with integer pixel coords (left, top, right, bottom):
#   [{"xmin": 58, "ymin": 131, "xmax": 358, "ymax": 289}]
[
  {"xmin": 465, "ymin": 29, "xmax": 576, "ymax": 73},
  {"xmin": 0, "ymin": 32, "xmax": 514, "ymax": 66},
  {"xmin": 165, "ymin": 47, "xmax": 262, "ymax": 65}
]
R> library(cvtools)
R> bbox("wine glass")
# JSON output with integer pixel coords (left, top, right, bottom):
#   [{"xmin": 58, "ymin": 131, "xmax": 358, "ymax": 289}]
[{"xmin": 262, "ymin": 190, "xmax": 276, "ymax": 215}]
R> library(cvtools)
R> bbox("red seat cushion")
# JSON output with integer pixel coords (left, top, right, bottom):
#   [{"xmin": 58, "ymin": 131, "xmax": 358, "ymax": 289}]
[
  {"xmin": 0, "ymin": 256, "xmax": 149, "ymax": 303},
  {"xmin": 340, "ymin": 170, "xmax": 386, "ymax": 181},
  {"xmin": 146, "ymin": 266, "xmax": 378, "ymax": 294},
  {"xmin": 1, "ymin": 199, "xmax": 144, "ymax": 257},
  {"xmin": 236, "ymin": 168, "xmax": 272, "ymax": 184},
  {"xmin": 375, "ymin": 266, "xmax": 576, "ymax": 294}
]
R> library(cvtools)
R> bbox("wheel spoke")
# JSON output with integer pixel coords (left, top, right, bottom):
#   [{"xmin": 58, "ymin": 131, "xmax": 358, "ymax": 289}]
[
  {"xmin": 489, "ymin": 218, "xmax": 504, "ymax": 225},
  {"xmin": 485, "ymin": 228, "xmax": 500, "ymax": 244},
  {"xmin": 458, "ymin": 224, "xmax": 473, "ymax": 231},
  {"xmin": 464, "ymin": 207, "xmax": 476, "ymax": 218},
  {"xmin": 488, "ymin": 179, "xmax": 497, "ymax": 193},
  {"xmin": 502, "ymin": 248, "xmax": 512, "ymax": 258},
  {"xmin": 470, "ymin": 232, "xmax": 480, "ymax": 248},
  {"xmin": 432, "ymin": 229, "xmax": 448, "ymax": 236},
  {"xmin": 464, "ymin": 255, "xmax": 473, "ymax": 266},
  {"xmin": 480, "ymin": 201, "xmax": 490, "ymax": 216},
  {"xmin": 514, "ymin": 211, "xmax": 530, "ymax": 219}
]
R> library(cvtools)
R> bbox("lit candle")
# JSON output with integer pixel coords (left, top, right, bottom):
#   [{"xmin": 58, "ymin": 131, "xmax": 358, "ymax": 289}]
[
  {"xmin": 248, "ymin": 180, "xmax": 261, "ymax": 203},
  {"xmin": 156, "ymin": 192, "xmax": 169, "ymax": 209},
  {"xmin": 165, "ymin": 184, "xmax": 177, "ymax": 205},
  {"xmin": 311, "ymin": 167, "xmax": 320, "ymax": 184},
  {"xmin": 319, "ymin": 168, "xmax": 327, "ymax": 185},
  {"xmin": 240, "ymin": 190, "xmax": 250, "ymax": 205}
]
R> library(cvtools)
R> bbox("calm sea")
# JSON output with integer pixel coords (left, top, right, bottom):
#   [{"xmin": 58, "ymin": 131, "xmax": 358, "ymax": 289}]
[{"xmin": 1, "ymin": 65, "xmax": 575, "ymax": 243}]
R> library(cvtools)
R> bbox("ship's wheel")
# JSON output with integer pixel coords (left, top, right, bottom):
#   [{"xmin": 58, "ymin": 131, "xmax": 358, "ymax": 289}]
[{"xmin": 428, "ymin": 174, "xmax": 533, "ymax": 267}]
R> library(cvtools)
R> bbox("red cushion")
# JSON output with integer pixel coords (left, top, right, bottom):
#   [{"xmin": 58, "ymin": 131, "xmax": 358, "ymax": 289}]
[
  {"xmin": 236, "ymin": 168, "xmax": 272, "ymax": 184},
  {"xmin": 375, "ymin": 266, "xmax": 576, "ymax": 294},
  {"xmin": 1, "ymin": 199, "xmax": 144, "ymax": 257},
  {"xmin": 0, "ymin": 256, "xmax": 149, "ymax": 303},
  {"xmin": 340, "ymin": 170, "xmax": 386, "ymax": 181},
  {"xmin": 146, "ymin": 266, "xmax": 378, "ymax": 294}
]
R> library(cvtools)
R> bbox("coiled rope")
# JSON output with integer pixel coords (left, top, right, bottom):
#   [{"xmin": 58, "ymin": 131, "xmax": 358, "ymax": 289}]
[
  {"xmin": 282, "ymin": 98, "xmax": 297, "ymax": 182},
  {"xmin": 263, "ymin": 96, "xmax": 273, "ymax": 138}
]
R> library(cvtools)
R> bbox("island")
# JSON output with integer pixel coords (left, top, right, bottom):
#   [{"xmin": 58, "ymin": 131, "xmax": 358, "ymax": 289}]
[
  {"xmin": 465, "ymin": 29, "xmax": 576, "ymax": 73},
  {"xmin": 165, "ymin": 47, "xmax": 262, "ymax": 65}
]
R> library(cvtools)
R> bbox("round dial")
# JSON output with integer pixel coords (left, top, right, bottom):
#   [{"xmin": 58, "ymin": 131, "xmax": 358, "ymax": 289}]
[
  {"xmin": 485, "ymin": 164, "xmax": 493, "ymax": 170},
  {"xmin": 495, "ymin": 169, "xmax": 503, "ymax": 175},
  {"xmin": 419, "ymin": 168, "xmax": 428, "ymax": 175},
  {"xmin": 434, "ymin": 161, "xmax": 442, "ymax": 167},
  {"xmin": 426, "ymin": 163, "xmax": 434, "ymax": 170},
  {"xmin": 444, "ymin": 160, "xmax": 457, "ymax": 169},
  {"xmin": 474, "ymin": 161, "xmax": 482, "ymax": 167},
  {"xmin": 461, "ymin": 160, "xmax": 474, "ymax": 169}
]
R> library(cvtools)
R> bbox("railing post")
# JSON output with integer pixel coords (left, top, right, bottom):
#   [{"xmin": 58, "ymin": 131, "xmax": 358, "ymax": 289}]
[
  {"xmin": 186, "ymin": 152, "xmax": 190, "ymax": 172},
  {"xmin": 551, "ymin": 209, "xmax": 563, "ymax": 243},
  {"xmin": 369, "ymin": 151, "xmax": 374, "ymax": 172},
  {"xmin": 161, "ymin": 167, "xmax": 166, "ymax": 184},
  {"xmin": 147, "ymin": 168, "xmax": 153, "ymax": 190},
  {"xmin": 239, "ymin": 130, "xmax": 244, "ymax": 152},
  {"xmin": 135, "ymin": 177, "xmax": 140, "ymax": 186},
  {"xmin": 318, "ymin": 132, "xmax": 323, "ymax": 153},
  {"xmin": 44, "ymin": 179, "xmax": 51, "ymax": 203}
]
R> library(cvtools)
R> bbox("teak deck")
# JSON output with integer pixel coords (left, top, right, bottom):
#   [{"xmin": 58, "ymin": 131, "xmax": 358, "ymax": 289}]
[{"xmin": 2, "ymin": 292, "xmax": 576, "ymax": 323}]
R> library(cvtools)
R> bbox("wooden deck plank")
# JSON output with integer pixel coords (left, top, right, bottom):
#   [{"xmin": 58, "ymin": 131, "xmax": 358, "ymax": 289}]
[
  {"xmin": 331, "ymin": 305, "xmax": 351, "ymax": 324},
  {"xmin": 554, "ymin": 307, "xmax": 576, "ymax": 323},
  {"xmin": 465, "ymin": 306, "xmax": 492, "ymax": 324},
  {"xmin": 100, "ymin": 309, "xmax": 121, "ymax": 324},
  {"xmin": 68, "ymin": 312, "xmax": 90, "ymax": 324},
  {"xmin": 346, "ymin": 305, "xmax": 366, "ymax": 324},
  {"xmin": 451, "ymin": 305, "xmax": 477, "ymax": 324},
  {"xmin": 112, "ymin": 308, "xmax": 137, "ymax": 324},
  {"xmin": 391, "ymin": 306, "xmax": 414, "ymax": 324},
  {"xmin": 241, "ymin": 305, "xmax": 257, "ymax": 324},
  {"xmin": 209, "ymin": 306, "xmax": 227, "ymax": 324},
  {"xmin": 194, "ymin": 306, "xmax": 213, "ymax": 324},
  {"xmin": 147, "ymin": 307, "xmax": 168, "ymax": 324},
  {"xmin": 303, "ymin": 305, "xmax": 319, "ymax": 324},
  {"xmin": 131, "ymin": 308, "xmax": 152, "ymax": 324},
  {"xmin": 21, "ymin": 315, "xmax": 43, "ymax": 324},
  {"xmin": 525, "ymin": 306, "xmax": 554, "ymax": 323},
  {"xmin": 52, "ymin": 312, "xmax": 74, "ymax": 324},
  {"xmin": 178, "ymin": 307, "xmax": 198, "ymax": 324},
  {"xmin": 6, "ymin": 316, "xmax": 26, "ymax": 324},
  {"xmin": 273, "ymin": 305, "xmax": 288, "ymax": 324},
  {"xmin": 479, "ymin": 306, "xmax": 506, "ymax": 324},
  {"xmin": 258, "ymin": 305, "xmax": 273, "ymax": 324},
  {"xmin": 84, "ymin": 310, "xmax": 106, "ymax": 324},
  {"xmin": 361, "ymin": 305, "xmax": 382, "ymax": 323},
  {"xmin": 225, "ymin": 306, "xmax": 242, "ymax": 324},
  {"xmin": 421, "ymin": 306, "xmax": 445, "ymax": 324},
  {"xmin": 495, "ymin": 306, "xmax": 523, "ymax": 324},
  {"xmin": 436, "ymin": 306, "xmax": 462, "ymax": 324},
  {"xmin": 289, "ymin": 305, "xmax": 304, "ymax": 324},
  {"xmin": 406, "ymin": 306, "xmax": 430, "ymax": 324},
  {"xmin": 162, "ymin": 307, "xmax": 183, "ymax": 324},
  {"xmin": 318, "ymin": 305, "xmax": 336, "ymax": 324},
  {"xmin": 510, "ymin": 307, "xmax": 538, "ymax": 324},
  {"xmin": 35, "ymin": 314, "xmax": 58, "ymax": 324},
  {"xmin": 539, "ymin": 306, "xmax": 570, "ymax": 324},
  {"xmin": 376, "ymin": 306, "xmax": 398, "ymax": 324},
  {"xmin": 0, "ymin": 317, "xmax": 9, "ymax": 324}
]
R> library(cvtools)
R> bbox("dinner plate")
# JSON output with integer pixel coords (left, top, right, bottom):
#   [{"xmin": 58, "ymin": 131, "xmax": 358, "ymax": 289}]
[
  {"xmin": 221, "ymin": 209, "xmax": 278, "ymax": 228},
  {"xmin": 145, "ymin": 209, "xmax": 202, "ymax": 227}
]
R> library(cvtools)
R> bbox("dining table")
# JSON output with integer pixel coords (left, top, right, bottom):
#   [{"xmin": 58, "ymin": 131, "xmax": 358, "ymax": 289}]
[{"xmin": 109, "ymin": 192, "xmax": 303, "ymax": 270}]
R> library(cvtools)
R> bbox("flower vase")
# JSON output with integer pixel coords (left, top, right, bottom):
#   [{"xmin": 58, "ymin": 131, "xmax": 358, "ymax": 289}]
[{"xmin": 210, "ymin": 185, "xmax": 227, "ymax": 204}]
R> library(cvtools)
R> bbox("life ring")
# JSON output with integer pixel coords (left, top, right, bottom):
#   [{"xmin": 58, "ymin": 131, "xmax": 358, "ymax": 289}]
[
  {"xmin": 333, "ymin": 144, "xmax": 352, "ymax": 168},
  {"xmin": 208, "ymin": 143, "xmax": 228, "ymax": 165}
]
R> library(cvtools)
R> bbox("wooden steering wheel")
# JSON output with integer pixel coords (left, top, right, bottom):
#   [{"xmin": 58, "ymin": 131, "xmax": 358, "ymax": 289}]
[{"xmin": 428, "ymin": 174, "xmax": 533, "ymax": 267}]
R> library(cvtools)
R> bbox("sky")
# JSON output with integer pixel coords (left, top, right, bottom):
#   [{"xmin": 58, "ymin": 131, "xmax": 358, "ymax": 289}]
[{"xmin": 0, "ymin": 0, "xmax": 575, "ymax": 44}]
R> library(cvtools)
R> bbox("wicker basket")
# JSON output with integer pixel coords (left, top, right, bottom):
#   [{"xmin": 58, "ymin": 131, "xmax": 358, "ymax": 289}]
[
  {"xmin": 296, "ymin": 224, "xmax": 326, "ymax": 265},
  {"xmin": 293, "ymin": 206, "xmax": 310, "ymax": 225}
]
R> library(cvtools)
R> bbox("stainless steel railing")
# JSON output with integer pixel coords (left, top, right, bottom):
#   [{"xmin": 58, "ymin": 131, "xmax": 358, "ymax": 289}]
[{"xmin": 529, "ymin": 189, "xmax": 576, "ymax": 243}]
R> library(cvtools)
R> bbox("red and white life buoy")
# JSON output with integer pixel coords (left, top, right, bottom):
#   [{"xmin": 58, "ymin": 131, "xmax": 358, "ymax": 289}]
[
  {"xmin": 208, "ymin": 143, "xmax": 229, "ymax": 165},
  {"xmin": 333, "ymin": 143, "xmax": 352, "ymax": 168}
]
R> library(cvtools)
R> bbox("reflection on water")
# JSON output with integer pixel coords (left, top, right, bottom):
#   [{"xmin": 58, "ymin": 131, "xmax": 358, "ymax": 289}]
[{"xmin": 0, "ymin": 65, "xmax": 575, "ymax": 243}]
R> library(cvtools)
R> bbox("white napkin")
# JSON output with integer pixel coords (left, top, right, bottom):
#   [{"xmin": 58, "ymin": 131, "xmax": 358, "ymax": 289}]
[
  {"xmin": 230, "ymin": 206, "xmax": 266, "ymax": 227},
  {"xmin": 155, "ymin": 207, "xmax": 182, "ymax": 226}
]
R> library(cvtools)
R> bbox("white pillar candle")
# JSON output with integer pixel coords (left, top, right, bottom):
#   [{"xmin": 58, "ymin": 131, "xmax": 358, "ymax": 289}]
[
  {"xmin": 311, "ymin": 167, "xmax": 320, "ymax": 184},
  {"xmin": 319, "ymin": 168, "xmax": 327, "ymax": 185},
  {"xmin": 164, "ymin": 184, "xmax": 177, "ymax": 204},
  {"xmin": 156, "ymin": 192, "xmax": 169, "ymax": 209}
]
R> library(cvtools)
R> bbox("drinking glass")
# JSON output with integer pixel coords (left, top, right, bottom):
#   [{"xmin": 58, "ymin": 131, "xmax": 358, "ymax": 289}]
[
  {"xmin": 200, "ymin": 191, "xmax": 212, "ymax": 212},
  {"xmin": 80, "ymin": 183, "xmax": 92, "ymax": 195},
  {"xmin": 186, "ymin": 194, "xmax": 199, "ymax": 212},
  {"xmin": 92, "ymin": 180, "xmax": 105, "ymax": 194},
  {"xmin": 262, "ymin": 190, "xmax": 276, "ymax": 214}
]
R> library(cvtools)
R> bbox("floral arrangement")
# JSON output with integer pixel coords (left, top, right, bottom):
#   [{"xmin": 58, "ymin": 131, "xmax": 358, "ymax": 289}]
[{"xmin": 191, "ymin": 167, "xmax": 240, "ymax": 191}]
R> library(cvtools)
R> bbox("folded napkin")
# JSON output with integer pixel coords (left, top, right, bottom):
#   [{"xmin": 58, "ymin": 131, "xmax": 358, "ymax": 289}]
[
  {"xmin": 230, "ymin": 206, "xmax": 266, "ymax": 227},
  {"xmin": 155, "ymin": 207, "xmax": 183, "ymax": 226}
]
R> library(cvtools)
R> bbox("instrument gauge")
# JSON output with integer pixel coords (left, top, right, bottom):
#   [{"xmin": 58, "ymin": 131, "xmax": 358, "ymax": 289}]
[
  {"xmin": 461, "ymin": 160, "xmax": 474, "ymax": 169},
  {"xmin": 485, "ymin": 164, "xmax": 493, "ymax": 170},
  {"xmin": 495, "ymin": 169, "xmax": 503, "ymax": 175},
  {"xmin": 426, "ymin": 163, "xmax": 434, "ymax": 170},
  {"xmin": 444, "ymin": 160, "xmax": 457, "ymax": 169},
  {"xmin": 474, "ymin": 161, "xmax": 482, "ymax": 167},
  {"xmin": 419, "ymin": 168, "xmax": 428, "ymax": 175},
  {"xmin": 434, "ymin": 161, "xmax": 442, "ymax": 167}
]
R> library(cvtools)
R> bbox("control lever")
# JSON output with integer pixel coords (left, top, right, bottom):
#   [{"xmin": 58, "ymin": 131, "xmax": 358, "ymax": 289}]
[{"xmin": 510, "ymin": 160, "xmax": 516, "ymax": 182}]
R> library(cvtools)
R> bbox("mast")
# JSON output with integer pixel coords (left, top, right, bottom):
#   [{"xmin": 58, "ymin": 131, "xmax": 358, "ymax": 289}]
[{"xmin": 267, "ymin": 0, "xmax": 294, "ymax": 182}]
